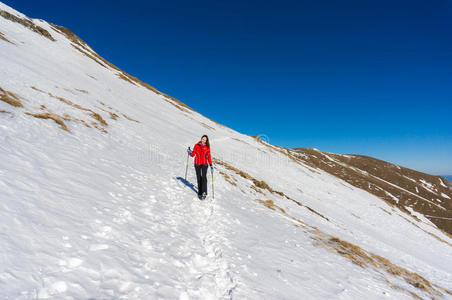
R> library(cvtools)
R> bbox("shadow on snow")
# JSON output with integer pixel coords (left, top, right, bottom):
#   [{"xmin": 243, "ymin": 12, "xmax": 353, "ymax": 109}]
[{"xmin": 176, "ymin": 176, "xmax": 198, "ymax": 195}]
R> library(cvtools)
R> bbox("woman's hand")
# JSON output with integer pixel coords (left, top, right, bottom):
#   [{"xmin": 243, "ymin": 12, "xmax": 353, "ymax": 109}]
[
  {"xmin": 187, "ymin": 147, "xmax": 192, "ymax": 155},
  {"xmin": 210, "ymin": 165, "xmax": 214, "ymax": 173}
]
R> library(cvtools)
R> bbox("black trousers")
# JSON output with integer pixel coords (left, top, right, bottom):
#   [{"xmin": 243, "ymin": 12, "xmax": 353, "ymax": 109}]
[{"xmin": 194, "ymin": 164, "xmax": 208, "ymax": 196}]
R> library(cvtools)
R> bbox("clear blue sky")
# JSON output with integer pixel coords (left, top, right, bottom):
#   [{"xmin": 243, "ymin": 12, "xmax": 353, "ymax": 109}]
[{"xmin": 4, "ymin": 0, "xmax": 452, "ymax": 175}]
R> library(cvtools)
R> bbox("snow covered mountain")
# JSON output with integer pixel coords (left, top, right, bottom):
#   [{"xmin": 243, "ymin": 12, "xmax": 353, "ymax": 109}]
[
  {"xmin": 290, "ymin": 148, "xmax": 452, "ymax": 235},
  {"xmin": 1, "ymin": 2, "xmax": 451, "ymax": 299}
]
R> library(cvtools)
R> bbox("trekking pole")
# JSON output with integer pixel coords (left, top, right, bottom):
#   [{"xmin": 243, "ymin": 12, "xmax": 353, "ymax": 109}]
[
  {"xmin": 211, "ymin": 167, "xmax": 214, "ymax": 199},
  {"xmin": 184, "ymin": 147, "xmax": 190, "ymax": 181}
]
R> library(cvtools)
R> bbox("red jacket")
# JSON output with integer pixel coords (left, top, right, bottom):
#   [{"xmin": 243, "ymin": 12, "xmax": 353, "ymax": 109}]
[{"xmin": 190, "ymin": 141, "xmax": 212, "ymax": 165}]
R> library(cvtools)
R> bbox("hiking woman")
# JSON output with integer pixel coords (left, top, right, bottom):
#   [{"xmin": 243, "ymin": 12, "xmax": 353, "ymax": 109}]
[{"xmin": 187, "ymin": 135, "xmax": 213, "ymax": 199}]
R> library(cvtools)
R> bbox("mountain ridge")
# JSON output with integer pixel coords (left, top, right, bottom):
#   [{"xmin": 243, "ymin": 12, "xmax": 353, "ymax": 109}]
[{"xmin": 1, "ymin": 2, "xmax": 451, "ymax": 299}]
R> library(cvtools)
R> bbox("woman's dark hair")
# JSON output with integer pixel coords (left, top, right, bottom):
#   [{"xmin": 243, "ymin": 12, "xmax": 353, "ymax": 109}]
[{"xmin": 201, "ymin": 134, "xmax": 210, "ymax": 147}]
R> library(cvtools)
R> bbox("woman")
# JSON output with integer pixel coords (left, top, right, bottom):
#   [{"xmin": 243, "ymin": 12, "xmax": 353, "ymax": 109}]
[{"xmin": 187, "ymin": 135, "xmax": 213, "ymax": 199}]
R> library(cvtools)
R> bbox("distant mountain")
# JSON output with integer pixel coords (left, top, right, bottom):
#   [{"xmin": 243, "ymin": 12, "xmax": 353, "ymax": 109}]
[{"xmin": 442, "ymin": 175, "xmax": 452, "ymax": 182}]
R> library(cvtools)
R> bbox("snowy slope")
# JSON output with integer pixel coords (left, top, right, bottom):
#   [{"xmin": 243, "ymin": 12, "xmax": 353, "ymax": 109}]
[{"xmin": 1, "ymin": 2, "xmax": 451, "ymax": 299}]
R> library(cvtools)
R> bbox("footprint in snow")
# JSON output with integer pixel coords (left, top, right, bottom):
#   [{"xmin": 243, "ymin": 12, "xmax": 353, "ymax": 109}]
[
  {"xmin": 58, "ymin": 257, "xmax": 83, "ymax": 268},
  {"xmin": 37, "ymin": 281, "xmax": 67, "ymax": 299},
  {"xmin": 89, "ymin": 244, "xmax": 109, "ymax": 251}
]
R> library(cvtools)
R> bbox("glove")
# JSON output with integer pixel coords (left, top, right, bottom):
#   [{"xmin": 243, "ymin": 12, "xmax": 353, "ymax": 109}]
[
  {"xmin": 187, "ymin": 147, "xmax": 192, "ymax": 155},
  {"xmin": 210, "ymin": 165, "xmax": 214, "ymax": 173}
]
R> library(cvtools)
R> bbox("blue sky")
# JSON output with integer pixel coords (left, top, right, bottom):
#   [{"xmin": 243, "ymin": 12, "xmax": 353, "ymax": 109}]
[{"xmin": 4, "ymin": 0, "xmax": 452, "ymax": 174}]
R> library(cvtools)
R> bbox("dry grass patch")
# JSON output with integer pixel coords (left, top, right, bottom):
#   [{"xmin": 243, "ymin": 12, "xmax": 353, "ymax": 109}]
[
  {"xmin": 201, "ymin": 122, "xmax": 215, "ymax": 130},
  {"xmin": 117, "ymin": 73, "xmax": 136, "ymax": 85},
  {"xmin": 167, "ymin": 99, "xmax": 192, "ymax": 114},
  {"xmin": 90, "ymin": 121, "xmax": 108, "ymax": 133},
  {"xmin": 109, "ymin": 112, "xmax": 119, "ymax": 120},
  {"xmin": 71, "ymin": 44, "xmax": 107, "ymax": 68},
  {"xmin": 313, "ymin": 233, "xmax": 444, "ymax": 297},
  {"xmin": 250, "ymin": 185, "xmax": 265, "ymax": 194},
  {"xmin": 31, "ymin": 86, "xmax": 112, "ymax": 131},
  {"xmin": 0, "ymin": 32, "xmax": 14, "ymax": 44},
  {"xmin": 213, "ymin": 157, "xmax": 331, "ymax": 221},
  {"xmin": 97, "ymin": 106, "xmax": 120, "ymax": 120},
  {"xmin": 213, "ymin": 158, "xmax": 292, "ymax": 199},
  {"xmin": 122, "ymin": 113, "xmax": 139, "ymax": 123},
  {"xmin": 0, "ymin": 87, "xmax": 23, "ymax": 107},
  {"xmin": 72, "ymin": 103, "xmax": 91, "ymax": 112},
  {"xmin": 31, "ymin": 86, "xmax": 116, "ymax": 133},
  {"xmin": 325, "ymin": 237, "xmax": 379, "ymax": 268},
  {"xmin": 54, "ymin": 95, "xmax": 74, "ymax": 106},
  {"xmin": 50, "ymin": 24, "xmax": 85, "ymax": 47},
  {"xmin": 258, "ymin": 199, "xmax": 275, "ymax": 209},
  {"xmin": 255, "ymin": 196, "xmax": 308, "ymax": 228},
  {"xmin": 31, "ymin": 86, "xmax": 45, "ymax": 93},
  {"xmin": 257, "ymin": 199, "xmax": 286, "ymax": 214},
  {"xmin": 351, "ymin": 213, "xmax": 361, "ymax": 219},
  {"xmin": 0, "ymin": 109, "xmax": 11, "ymax": 114},
  {"xmin": 218, "ymin": 170, "xmax": 237, "ymax": 186},
  {"xmin": 77, "ymin": 119, "xmax": 91, "ymax": 128},
  {"xmin": 384, "ymin": 280, "xmax": 424, "ymax": 300},
  {"xmin": 62, "ymin": 113, "xmax": 73, "ymax": 121},
  {"xmin": 75, "ymin": 88, "xmax": 88, "ymax": 94},
  {"xmin": 88, "ymin": 112, "xmax": 108, "ymax": 126},
  {"xmin": 25, "ymin": 112, "xmax": 69, "ymax": 131},
  {"xmin": 371, "ymin": 254, "xmax": 437, "ymax": 294},
  {"xmin": 379, "ymin": 207, "xmax": 392, "ymax": 215},
  {"xmin": 304, "ymin": 205, "xmax": 330, "ymax": 221},
  {"xmin": 232, "ymin": 137, "xmax": 250, "ymax": 145}
]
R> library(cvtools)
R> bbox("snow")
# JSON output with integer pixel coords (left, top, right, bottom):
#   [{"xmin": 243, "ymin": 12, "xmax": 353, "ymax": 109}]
[
  {"xmin": 1, "ymin": 2, "xmax": 452, "ymax": 299},
  {"xmin": 384, "ymin": 190, "xmax": 400, "ymax": 204},
  {"xmin": 405, "ymin": 206, "xmax": 436, "ymax": 226},
  {"xmin": 403, "ymin": 175, "xmax": 417, "ymax": 183},
  {"xmin": 419, "ymin": 179, "xmax": 437, "ymax": 194}
]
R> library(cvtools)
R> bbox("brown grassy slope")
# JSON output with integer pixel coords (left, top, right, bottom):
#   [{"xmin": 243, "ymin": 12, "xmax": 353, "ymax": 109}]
[
  {"xmin": 0, "ymin": 9, "xmax": 55, "ymax": 41},
  {"xmin": 290, "ymin": 148, "xmax": 452, "ymax": 236},
  {"xmin": 0, "ymin": 87, "xmax": 23, "ymax": 107}
]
